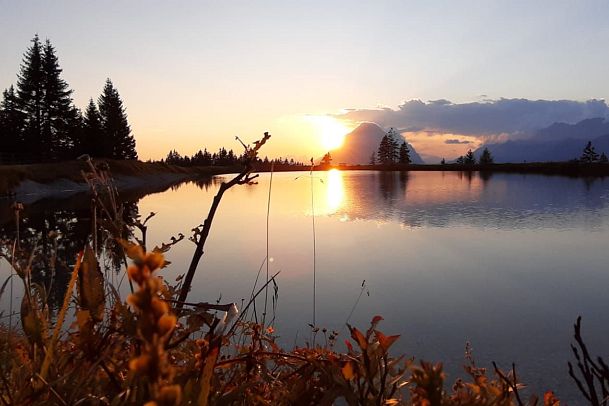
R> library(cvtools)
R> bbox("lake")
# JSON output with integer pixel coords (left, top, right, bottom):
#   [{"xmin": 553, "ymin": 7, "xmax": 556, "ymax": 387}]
[{"xmin": 2, "ymin": 169, "xmax": 609, "ymax": 402}]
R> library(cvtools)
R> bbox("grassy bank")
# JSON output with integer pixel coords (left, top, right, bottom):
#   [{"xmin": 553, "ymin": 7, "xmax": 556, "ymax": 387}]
[{"xmin": 0, "ymin": 160, "xmax": 238, "ymax": 197}]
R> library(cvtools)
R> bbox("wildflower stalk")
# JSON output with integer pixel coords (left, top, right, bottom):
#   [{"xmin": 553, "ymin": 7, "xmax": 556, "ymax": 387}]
[
  {"xmin": 127, "ymin": 247, "xmax": 181, "ymax": 406},
  {"xmin": 39, "ymin": 251, "xmax": 83, "ymax": 382}
]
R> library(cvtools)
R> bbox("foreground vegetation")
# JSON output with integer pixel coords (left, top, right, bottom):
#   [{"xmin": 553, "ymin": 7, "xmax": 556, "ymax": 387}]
[{"xmin": 1, "ymin": 134, "xmax": 608, "ymax": 405}]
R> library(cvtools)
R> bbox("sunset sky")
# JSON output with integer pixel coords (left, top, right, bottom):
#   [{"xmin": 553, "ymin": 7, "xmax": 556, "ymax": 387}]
[{"xmin": 2, "ymin": 1, "xmax": 609, "ymax": 161}]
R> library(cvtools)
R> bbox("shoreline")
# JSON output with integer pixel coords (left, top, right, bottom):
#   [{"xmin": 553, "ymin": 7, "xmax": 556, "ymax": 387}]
[
  {"xmin": 257, "ymin": 161, "xmax": 609, "ymax": 177},
  {"xmin": 2, "ymin": 160, "xmax": 609, "ymax": 200},
  {"xmin": 0, "ymin": 160, "xmax": 238, "ymax": 200}
]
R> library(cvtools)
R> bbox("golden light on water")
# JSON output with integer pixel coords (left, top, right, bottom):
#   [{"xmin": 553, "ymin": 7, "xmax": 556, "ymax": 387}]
[
  {"xmin": 325, "ymin": 169, "xmax": 345, "ymax": 214},
  {"xmin": 306, "ymin": 115, "xmax": 351, "ymax": 151}
]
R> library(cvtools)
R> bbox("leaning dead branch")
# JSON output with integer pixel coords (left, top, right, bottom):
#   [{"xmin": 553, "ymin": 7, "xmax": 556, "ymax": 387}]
[{"xmin": 175, "ymin": 132, "xmax": 271, "ymax": 315}]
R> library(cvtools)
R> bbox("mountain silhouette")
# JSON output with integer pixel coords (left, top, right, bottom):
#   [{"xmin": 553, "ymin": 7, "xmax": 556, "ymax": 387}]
[
  {"xmin": 476, "ymin": 118, "xmax": 609, "ymax": 162},
  {"xmin": 331, "ymin": 122, "xmax": 424, "ymax": 164}
]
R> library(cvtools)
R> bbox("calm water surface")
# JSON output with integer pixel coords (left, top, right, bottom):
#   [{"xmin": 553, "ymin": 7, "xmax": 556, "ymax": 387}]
[{"xmin": 3, "ymin": 170, "xmax": 609, "ymax": 402}]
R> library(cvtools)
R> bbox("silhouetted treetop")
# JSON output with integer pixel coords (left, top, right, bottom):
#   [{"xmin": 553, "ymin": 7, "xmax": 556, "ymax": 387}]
[
  {"xmin": 580, "ymin": 141, "xmax": 599, "ymax": 163},
  {"xmin": 0, "ymin": 36, "xmax": 139, "ymax": 164},
  {"xmin": 398, "ymin": 141, "xmax": 411, "ymax": 165},
  {"xmin": 479, "ymin": 147, "xmax": 494, "ymax": 165},
  {"xmin": 98, "ymin": 79, "xmax": 137, "ymax": 160},
  {"xmin": 464, "ymin": 149, "xmax": 476, "ymax": 165}
]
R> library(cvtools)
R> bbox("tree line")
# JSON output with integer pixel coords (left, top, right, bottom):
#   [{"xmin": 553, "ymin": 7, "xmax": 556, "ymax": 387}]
[
  {"xmin": 0, "ymin": 35, "xmax": 136, "ymax": 164},
  {"xmin": 454, "ymin": 148, "xmax": 494, "ymax": 165},
  {"xmin": 162, "ymin": 148, "xmax": 307, "ymax": 167}
]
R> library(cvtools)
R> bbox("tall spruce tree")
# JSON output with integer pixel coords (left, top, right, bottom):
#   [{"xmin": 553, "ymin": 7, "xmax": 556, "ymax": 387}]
[
  {"xmin": 377, "ymin": 128, "xmax": 400, "ymax": 164},
  {"xmin": 377, "ymin": 135, "xmax": 391, "ymax": 164},
  {"xmin": 16, "ymin": 35, "xmax": 45, "ymax": 160},
  {"xmin": 398, "ymin": 141, "xmax": 411, "ymax": 164},
  {"xmin": 464, "ymin": 149, "xmax": 476, "ymax": 165},
  {"xmin": 98, "ymin": 79, "xmax": 137, "ymax": 160},
  {"xmin": 41, "ymin": 39, "xmax": 77, "ymax": 159},
  {"xmin": 81, "ymin": 99, "xmax": 105, "ymax": 156},
  {"xmin": 14, "ymin": 35, "xmax": 79, "ymax": 161},
  {"xmin": 479, "ymin": 147, "xmax": 494, "ymax": 164},
  {"xmin": 580, "ymin": 141, "xmax": 599, "ymax": 163},
  {"xmin": 0, "ymin": 86, "xmax": 25, "ymax": 161},
  {"xmin": 386, "ymin": 128, "xmax": 400, "ymax": 163}
]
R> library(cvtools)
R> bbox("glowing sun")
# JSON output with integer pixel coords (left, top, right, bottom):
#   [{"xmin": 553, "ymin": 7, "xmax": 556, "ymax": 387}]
[{"xmin": 307, "ymin": 115, "xmax": 351, "ymax": 150}]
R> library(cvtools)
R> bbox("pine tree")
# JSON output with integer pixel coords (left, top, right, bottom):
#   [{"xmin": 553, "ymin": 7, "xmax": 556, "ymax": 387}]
[
  {"xmin": 580, "ymin": 141, "xmax": 599, "ymax": 163},
  {"xmin": 398, "ymin": 141, "xmax": 411, "ymax": 164},
  {"xmin": 377, "ymin": 128, "xmax": 401, "ymax": 165},
  {"xmin": 16, "ymin": 35, "xmax": 45, "ymax": 160},
  {"xmin": 13, "ymin": 36, "xmax": 80, "ymax": 161},
  {"xmin": 479, "ymin": 147, "xmax": 494, "ymax": 165},
  {"xmin": 377, "ymin": 135, "xmax": 390, "ymax": 164},
  {"xmin": 41, "ymin": 39, "xmax": 76, "ymax": 159},
  {"xmin": 600, "ymin": 152, "xmax": 608, "ymax": 163},
  {"xmin": 386, "ymin": 128, "xmax": 400, "ymax": 163},
  {"xmin": 441, "ymin": 158, "xmax": 446, "ymax": 165},
  {"xmin": 456, "ymin": 156, "xmax": 465, "ymax": 165},
  {"xmin": 321, "ymin": 152, "xmax": 332, "ymax": 166},
  {"xmin": 81, "ymin": 99, "xmax": 104, "ymax": 156},
  {"xmin": 464, "ymin": 149, "xmax": 476, "ymax": 165},
  {"xmin": 0, "ymin": 86, "xmax": 25, "ymax": 161},
  {"xmin": 98, "ymin": 79, "xmax": 137, "ymax": 160}
]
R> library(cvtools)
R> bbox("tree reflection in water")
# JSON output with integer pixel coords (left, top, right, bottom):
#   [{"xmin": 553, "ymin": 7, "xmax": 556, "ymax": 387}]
[{"xmin": 0, "ymin": 176, "xmax": 215, "ymax": 312}]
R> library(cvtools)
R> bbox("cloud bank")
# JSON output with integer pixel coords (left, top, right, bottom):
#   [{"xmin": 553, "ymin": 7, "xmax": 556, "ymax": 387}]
[
  {"xmin": 444, "ymin": 139, "xmax": 472, "ymax": 144},
  {"xmin": 335, "ymin": 98, "xmax": 609, "ymax": 138}
]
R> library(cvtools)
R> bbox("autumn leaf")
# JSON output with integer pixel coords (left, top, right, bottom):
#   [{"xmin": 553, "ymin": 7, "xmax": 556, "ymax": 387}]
[
  {"xmin": 78, "ymin": 245, "xmax": 105, "ymax": 322},
  {"xmin": 348, "ymin": 324, "xmax": 368, "ymax": 350},
  {"xmin": 198, "ymin": 345, "xmax": 220, "ymax": 406},
  {"xmin": 342, "ymin": 361, "xmax": 355, "ymax": 381},
  {"xmin": 375, "ymin": 330, "xmax": 400, "ymax": 353}
]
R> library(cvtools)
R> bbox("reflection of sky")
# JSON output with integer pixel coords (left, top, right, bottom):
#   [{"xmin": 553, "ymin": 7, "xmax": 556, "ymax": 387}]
[
  {"xmin": 326, "ymin": 171, "xmax": 609, "ymax": 230},
  {"xmin": 2, "ymin": 170, "xmax": 609, "ymax": 402}
]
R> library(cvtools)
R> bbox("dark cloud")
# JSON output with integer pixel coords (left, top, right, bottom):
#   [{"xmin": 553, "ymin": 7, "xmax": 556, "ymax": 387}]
[
  {"xmin": 444, "ymin": 139, "xmax": 471, "ymax": 144},
  {"xmin": 335, "ymin": 98, "xmax": 609, "ymax": 138}
]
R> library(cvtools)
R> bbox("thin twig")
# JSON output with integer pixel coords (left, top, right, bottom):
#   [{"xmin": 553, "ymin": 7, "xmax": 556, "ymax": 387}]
[
  {"xmin": 262, "ymin": 162, "xmax": 274, "ymax": 326},
  {"xmin": 228, "ymin": 271, "xmax": 281, "ymax": 337},
  {"xmin": 310, "ymin": 159, "xmax": 317, "ymax": 327}
]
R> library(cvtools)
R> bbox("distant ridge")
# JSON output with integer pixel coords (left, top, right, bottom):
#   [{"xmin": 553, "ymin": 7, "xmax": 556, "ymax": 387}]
[
  {"xmin": 331, "ymin": 122, "xmax": 424, "ymax": 164},
  {"xmin": 476, "ymin": 118, "xmax": 609, "ymax": 163}
]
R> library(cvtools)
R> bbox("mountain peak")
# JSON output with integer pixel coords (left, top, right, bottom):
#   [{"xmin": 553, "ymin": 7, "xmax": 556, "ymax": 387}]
[{"xmin": 330, "ymin": 122, "xmax": 424, "ymax": 164}]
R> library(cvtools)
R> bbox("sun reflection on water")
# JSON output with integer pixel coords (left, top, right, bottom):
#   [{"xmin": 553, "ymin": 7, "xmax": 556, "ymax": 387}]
[{"xmin": 325, "ymin": 169, "xmax": 345, "ymax": 214}]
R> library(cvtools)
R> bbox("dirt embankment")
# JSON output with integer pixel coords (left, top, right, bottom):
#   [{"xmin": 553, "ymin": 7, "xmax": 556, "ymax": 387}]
[{"xmin": 0, "ymin": 160, "xmax": 236, "ymax": 199}]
